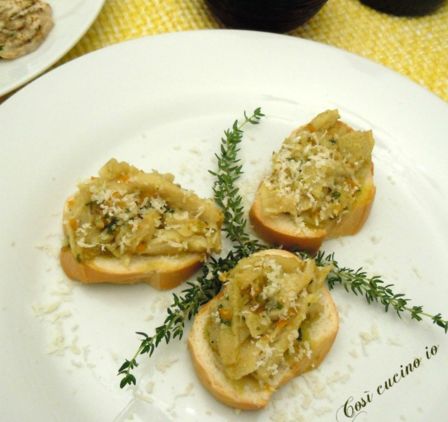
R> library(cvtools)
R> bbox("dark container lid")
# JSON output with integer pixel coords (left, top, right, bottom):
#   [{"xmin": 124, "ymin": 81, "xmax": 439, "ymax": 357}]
[
  {"xmin": 360, "ymin": 0, "xmax": 445, "ymax": 16},
  {"xmin": 205, "ymin": 0, "xmax": 328, "ymax": 32}
]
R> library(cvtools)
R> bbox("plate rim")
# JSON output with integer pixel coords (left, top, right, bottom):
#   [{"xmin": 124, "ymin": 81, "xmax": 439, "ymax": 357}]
[{"xmin": 3, "ymin": 28, "xmax": 447, "ymax": 108}]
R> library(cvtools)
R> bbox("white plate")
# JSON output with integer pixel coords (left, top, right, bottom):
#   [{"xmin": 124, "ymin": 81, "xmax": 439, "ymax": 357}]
[
  {"xmin": 0, "ymin": 0, "xmax": 105, "ymax": 96},
  {"xmin": 1, "ymin": 30, "xmax": 447, "ymax": 422}
]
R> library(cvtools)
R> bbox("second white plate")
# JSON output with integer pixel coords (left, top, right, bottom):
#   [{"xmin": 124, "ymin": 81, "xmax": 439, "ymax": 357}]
[{"xmin": 0, "ymin": 0, "xmax": 105, "ymax": 96}]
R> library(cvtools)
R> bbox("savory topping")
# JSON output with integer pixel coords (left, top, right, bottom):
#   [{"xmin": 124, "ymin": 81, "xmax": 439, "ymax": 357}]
[
  {"xmin": 0, "ymin": 0, "xmax": 53, "ymax": 60},
  {"xmin": 63, "ymin": 159, "xmax": 223, "ymax": 262},
  {"xmin": 260, "ymin": 110, "xmax": 374, "ymax": 230},
  {"xmin": 207, "ymin": 252, "xmax": 331, "ymax": 387}
]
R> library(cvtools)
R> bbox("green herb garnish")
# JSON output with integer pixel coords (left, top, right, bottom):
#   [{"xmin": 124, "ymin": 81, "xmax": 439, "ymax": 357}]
[
  {"xmin": 118, "ymin": 107, "xmax": 447, "ymax": 389},
  {"xmin": 318, "ymin": 252, "xmax": 448, "ymax": 332},
  {"xmin": 331, "ymin": 191, "xmax": 341, "ymax": 199},
  {"xmin": 209, "ymin": 108, "xmax": 265, "ymax": 256},
  {"xmin": 118, "ymin": 250, "xmax": 247, "ymax": 388},
  {"xmin": 105, "ymin": 216, "xmax": 119, "ymax": 234}
]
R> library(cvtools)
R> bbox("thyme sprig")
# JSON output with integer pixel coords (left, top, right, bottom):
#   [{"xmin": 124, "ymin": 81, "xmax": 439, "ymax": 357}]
[
  {"xmin": 118, "ymin": 109, "xmax": 265, "ymax": 388},
  {"xmin": 118, "ymin": 250, "xmax": 247, "ymax": 387},
  {"xmin": 314, "ymin": 251, "xmax": 448, "ymax": 333},
  {"xmin": 210, "ymin": 108, "xmax": 266, "ymax": 256}
]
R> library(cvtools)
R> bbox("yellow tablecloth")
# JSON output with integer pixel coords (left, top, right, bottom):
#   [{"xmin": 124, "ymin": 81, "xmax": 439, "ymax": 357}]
[{"xmin": 64, "ymin": 0, "xmax": 446, "ymax": 101}]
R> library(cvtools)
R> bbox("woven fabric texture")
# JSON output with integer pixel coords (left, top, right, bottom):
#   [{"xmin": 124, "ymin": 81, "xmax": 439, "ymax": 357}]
[{"xmin": 63, "ymin": 0, "xmax": 447, "ymax": 100}]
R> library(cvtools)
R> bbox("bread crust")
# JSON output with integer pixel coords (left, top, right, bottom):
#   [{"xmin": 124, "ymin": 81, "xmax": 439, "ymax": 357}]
[
  {"xmin": 188, "ymin": 249, "xmax": 339, "ymax": 409},
  {"xmin": 60, "ymin": 247, "xmax": 203, "ymax": 290},
  {"xmin": 249, "ymin": 200, "xmax": 326, "ymax": 253}
]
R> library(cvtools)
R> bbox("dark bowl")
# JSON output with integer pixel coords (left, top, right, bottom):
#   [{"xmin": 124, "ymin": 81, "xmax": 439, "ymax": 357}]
[
  {"xmin": 360, "ymin": 0, "xmax": 445, "ymax": 16},
  {"xmin": 205, "ymin": 0, "xmax": 328, "ymax": 33}
]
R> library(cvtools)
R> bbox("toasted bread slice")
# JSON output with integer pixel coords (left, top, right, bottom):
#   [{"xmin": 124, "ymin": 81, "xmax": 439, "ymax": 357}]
[
  {"xmin": 250, "ymin": 110, "xmax": 375, "ymax": 254},
  {"xmin": 60, "ymin": 159, "xmax": 222, "ymax": 288},
  {"xmin": 60, "ymin": 247, "xmax": 203, "ymax": 290},
  {"xmin": 188, "ymin": 249, "xmax": 339, "ymax": 409}
]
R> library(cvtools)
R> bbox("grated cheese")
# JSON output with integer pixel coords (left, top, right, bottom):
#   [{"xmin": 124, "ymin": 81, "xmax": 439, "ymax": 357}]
[
  {"xmin": 133, "ymin": 389, "xmax": 154, "ymax": 404},
  {"xmin": 326, "ymin": 370, "xmax": 351, "ymax": 385},
  {"xmin": 359, "ymin": 324, "xmax": 380, "ymax": 345},
  {"xmin": 173, "ymin": 382, "xmax": 194, "ymax": 400},
  {"xmin": 349, "ymin": 348, "xmax": 359, "ymax": 358},
  {"xmin": 302, "ymin": 373, "xmax": 328, "ymax": 400},
  {"xmin": 49, "ymin": 309, "xmax": 72, "ymax": 322},
  {"xmin": 155, "ymin": 356, "xmax": 179, "ymax": 373},
  {"xmin": 261, "ymin": 110, "xmax": 373, "ymax": 229},
  {"xmin": 313, "ymin": 406, "xmax": 333, "ymax": 416},
  {"xmin": 32, "ymin": 300, "xmax": 61, "ymax": 316},
  {"xmin": 387, "ymin": 337, "xmax": 402, "ymax": 347},
  {"xmin": 34, "ymin": 243, "xmax": 58, "ymax": 257},
  {"xmin": 47, "ymin": 321, "xmax": 67, "ymax": 355},
  {"xmin": 70, "ymin": 336, "xmax": 81, "ymax": 355}
]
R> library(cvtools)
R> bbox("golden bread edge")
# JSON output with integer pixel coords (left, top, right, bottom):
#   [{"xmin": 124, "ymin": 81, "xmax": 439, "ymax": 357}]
[{"xmin": 60, "ymin": 247, "xmax": 203, "ymax": 290}]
